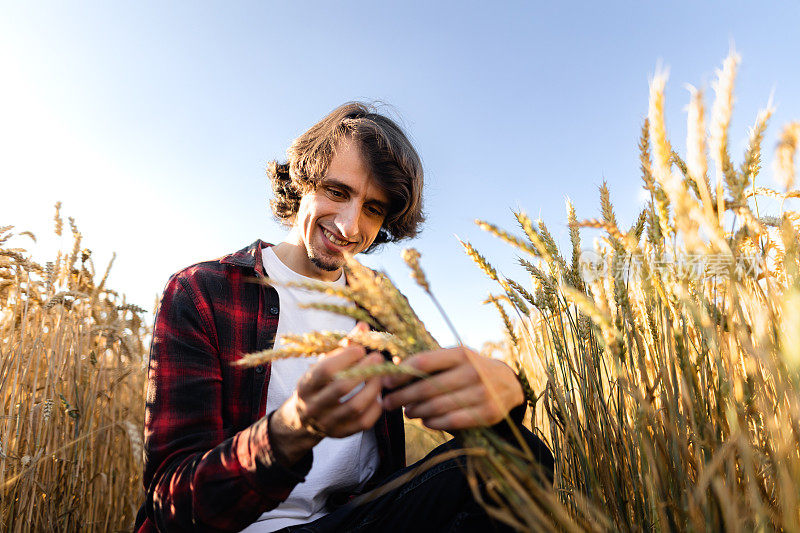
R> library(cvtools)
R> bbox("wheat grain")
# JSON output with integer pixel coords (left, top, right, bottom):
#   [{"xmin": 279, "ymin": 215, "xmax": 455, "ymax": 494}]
[
  {"xmin": 460, "ymin": 240, "xmax": 499, "ymax": 281},
  {"xmin": 686, "ymin": 85, "xmax": 718, "ymax": 227},
  {"xmin": 53, "ymin": 202, "xmax": 63, "ymax": 236},
  {"xmin": 774, "ymin": 122, "xmax": 800, "ymax": 190},
  {"xmin": 335, "ymin": 363, "xmax": 426, "ymax": 380},
  {"xmin": 709, "ymin": 51, "xmax": 740, "ymax": 222},
  {"xmin": 475, "ymin": 220, "xmax": 539, "ymax": 257},
  {"xmin": 401, "ymin": 248, "xmax": 430, "ymax": 292}
]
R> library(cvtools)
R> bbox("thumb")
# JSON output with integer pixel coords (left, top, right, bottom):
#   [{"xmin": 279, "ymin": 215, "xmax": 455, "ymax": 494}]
[
  {"xmin": 352, "ymin": 321, "xmax": 370, "ymax": 334},
  {"xmin": 342, "ymin": 321, "xmax": 371, "ymax": 348}
]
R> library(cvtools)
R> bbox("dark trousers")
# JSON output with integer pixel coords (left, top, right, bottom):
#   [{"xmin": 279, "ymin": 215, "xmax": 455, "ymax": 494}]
[{"xmin": 280, "ymin": 425, "xmax": 553, "ymax": 533}]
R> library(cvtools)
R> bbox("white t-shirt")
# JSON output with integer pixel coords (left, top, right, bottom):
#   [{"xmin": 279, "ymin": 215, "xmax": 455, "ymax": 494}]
[{"xmin": 242, "ymin": 247, "xmax": 379, "ymax": 532}]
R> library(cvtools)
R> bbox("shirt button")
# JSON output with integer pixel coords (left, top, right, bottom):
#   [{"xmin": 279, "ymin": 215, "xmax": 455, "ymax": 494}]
[
  {"xmin": 269, "ymin": 306, "xmax": 279, "ymax": 315},
  {"xmin": 256, "ymin": 366, "xmax": 265, "ymax": 374}
]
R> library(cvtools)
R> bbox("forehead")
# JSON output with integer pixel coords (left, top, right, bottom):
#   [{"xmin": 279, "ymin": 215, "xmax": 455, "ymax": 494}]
[{"xmin": 321, "ymin": 139, "xmax": 390, "ymax": 205}]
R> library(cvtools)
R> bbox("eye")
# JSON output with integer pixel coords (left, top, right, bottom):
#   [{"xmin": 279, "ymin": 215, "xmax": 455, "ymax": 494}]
[
  {"xmin": 325, "ymin": 187, "xmax": 346, "ymax": 199},
  {"xmin": 366, "ymin": 205, "xmax": 385, "ymax": 218}
]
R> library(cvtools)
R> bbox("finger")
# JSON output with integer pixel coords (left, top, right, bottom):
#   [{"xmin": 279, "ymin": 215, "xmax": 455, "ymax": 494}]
[
  {"xmin": 351, "ymin": 321, "xmax": 370, "ymax": 334},
  {"xmin": 381, "ymin": 372, "xmax": 415, "ymax": 390},
  {"xmin": 422, "ymin": 406, "xmax": 497, "ymax": 431},
  {"xmin": 342, "ymin": 321, "xmax": 371, "ymax": 348},
  {"xmin": 330, "ymin": 394, "xmax": 384, "ymax": 437},
  {"xmin": 382, "ymin": 364, "xmax": 477, "ymax": 410},
  {"xmin": 403, "ymin": 384, "xmax": 487, "ymax": 420},
  {"xmin": 327, "ymin": 375, "xmax": 382, "ymax": 426},
  {"xmin": 305, "ymin": 345, "xmax": 367, "ymax": 391},
  {"xmin": 307, "ymin": 352, "xmax": 381, "ymax": 409},
  {"xmin": 383, "ymin": 347, "xmax": 472, "ymax": 389}
]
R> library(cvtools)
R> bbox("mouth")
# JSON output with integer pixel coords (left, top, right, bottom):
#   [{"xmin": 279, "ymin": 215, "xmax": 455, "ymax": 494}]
[{"xmin": 321, "ymin": 226, "xmax": 356, "ymax": 249}]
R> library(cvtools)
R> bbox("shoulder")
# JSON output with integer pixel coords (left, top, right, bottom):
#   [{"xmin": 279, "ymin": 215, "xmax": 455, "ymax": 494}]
[{"xmin": 162, "ymin": 240, "xmax": 274, "ymax": 299}]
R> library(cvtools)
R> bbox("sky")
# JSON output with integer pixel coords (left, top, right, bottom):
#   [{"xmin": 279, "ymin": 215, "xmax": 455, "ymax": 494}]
[{"xmin": 2, "ymin": 1, "xmax": 799, "ymax": 348}]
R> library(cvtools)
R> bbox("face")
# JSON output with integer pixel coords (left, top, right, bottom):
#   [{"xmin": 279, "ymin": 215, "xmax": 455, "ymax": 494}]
[{"xmin": 286, "ymin": 138, "xmax": 389, "ymax": 280}]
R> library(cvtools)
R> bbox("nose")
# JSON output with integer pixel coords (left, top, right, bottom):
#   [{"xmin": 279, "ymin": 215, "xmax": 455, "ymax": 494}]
[{"xmin": 335, "ymin": 201, "xmax": 361, "ymax": 240}]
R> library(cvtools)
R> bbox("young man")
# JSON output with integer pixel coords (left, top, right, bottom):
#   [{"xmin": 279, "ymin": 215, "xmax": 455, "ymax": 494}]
[{"xmin": 134, "ymin": 103, "xmax": 552, "ymax": 533}]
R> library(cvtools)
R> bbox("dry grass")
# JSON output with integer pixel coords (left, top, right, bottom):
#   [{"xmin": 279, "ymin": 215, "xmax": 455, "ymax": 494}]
[{"xmin": 0, "ymin": 213, "xmax": 148, "ymax": 532}]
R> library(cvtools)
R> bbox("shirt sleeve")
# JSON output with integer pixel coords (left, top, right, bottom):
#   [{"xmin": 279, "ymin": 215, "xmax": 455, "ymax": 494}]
[
  {"xmin": 488, "ymin": 390, "xmax": 554, "ymax": 484},
  {"xmin": 141, "ymin": 272, "xmax": 312, "ymax": 532}
]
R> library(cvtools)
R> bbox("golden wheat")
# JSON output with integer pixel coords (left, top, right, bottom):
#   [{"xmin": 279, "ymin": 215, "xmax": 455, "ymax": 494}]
[
  {"xmin": 0, "ymin": 211, "xmax": 148, "ymax": 532},
  {"xmin": 468, "ymin": 52, "xmax": 800, "ymax": 531}
]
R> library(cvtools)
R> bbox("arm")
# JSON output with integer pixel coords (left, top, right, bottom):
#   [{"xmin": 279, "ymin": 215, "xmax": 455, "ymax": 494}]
[
  {"xmin": 143, "ymin": 284, "xmax": 384, "ymax": 532},
  {"xmin": 141, "ymin": 273, "xmax": 312, "ymax": 532}
]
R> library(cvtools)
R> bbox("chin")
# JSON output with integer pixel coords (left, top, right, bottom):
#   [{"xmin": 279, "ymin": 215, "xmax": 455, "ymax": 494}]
[
  {"xmin": 306, "ymin": 242, "xmax": 345, "ymax": 272},
  {"xmin": 309, "ymin": 255, "xmax": 342, "ymax": 272}
]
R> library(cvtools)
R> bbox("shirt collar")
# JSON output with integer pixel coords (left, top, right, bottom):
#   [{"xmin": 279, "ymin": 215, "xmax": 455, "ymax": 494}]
[{"xmin": 220, "ymin": 240, "xmax": 273, "ymax": 274}]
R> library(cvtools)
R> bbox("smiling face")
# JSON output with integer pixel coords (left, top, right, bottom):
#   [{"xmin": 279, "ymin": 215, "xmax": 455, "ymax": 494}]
[{"xmin": 276, "ymin": 137, "xmax": 390, "ymax": 281}]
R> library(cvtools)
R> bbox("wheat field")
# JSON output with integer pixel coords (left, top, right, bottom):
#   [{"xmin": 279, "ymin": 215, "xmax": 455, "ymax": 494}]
[
  {"xmin": 0, "ymin": 212, "xmax": 148, "ymax": 532},
  {"xmin": 3, "ymin": 52, "xmax": 800, "ymax": 531},
  {"xmin": 462, "ymin": 52, "xmax": 800, "ymax": 530}
]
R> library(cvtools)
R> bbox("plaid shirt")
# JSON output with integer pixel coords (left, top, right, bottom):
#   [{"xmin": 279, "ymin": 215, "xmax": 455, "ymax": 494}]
[{"xmin": 134, "ymin": 240, "xmax": 405, "ymax": 533}]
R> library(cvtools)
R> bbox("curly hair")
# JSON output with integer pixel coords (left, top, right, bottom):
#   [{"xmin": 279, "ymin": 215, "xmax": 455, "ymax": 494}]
[{"xmin": 267, "ymin": 102, "xmax": 425, "ymax": 252}]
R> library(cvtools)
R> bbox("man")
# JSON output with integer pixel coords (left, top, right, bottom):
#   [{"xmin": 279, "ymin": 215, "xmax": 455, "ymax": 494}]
[{"xmin": 134, "ymin": 102, "xmax": 552, "ymax": 533}]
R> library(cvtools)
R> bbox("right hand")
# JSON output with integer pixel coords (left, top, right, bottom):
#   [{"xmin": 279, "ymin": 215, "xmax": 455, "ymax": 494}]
[{"xmin": 268, "ymin": 324, "xmax": 384, "ymax": 465}]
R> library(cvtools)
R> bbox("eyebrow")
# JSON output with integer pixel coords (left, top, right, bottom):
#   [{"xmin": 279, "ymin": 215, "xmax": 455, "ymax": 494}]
[{"xmin": 322, "ymin": 178, "xmax": 390, "ymax": 211}]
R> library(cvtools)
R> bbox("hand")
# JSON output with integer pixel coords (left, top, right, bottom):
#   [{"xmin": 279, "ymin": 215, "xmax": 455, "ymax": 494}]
[
  {"xmin": 269, "ymin": 323, "xmax": 383, "ymax": 466},
  {"xmin": 381, "ymin": 346, "xmax": 524, "ymax": 431}
]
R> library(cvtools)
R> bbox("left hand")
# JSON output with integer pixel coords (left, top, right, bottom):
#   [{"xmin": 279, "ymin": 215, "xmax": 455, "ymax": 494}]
[{"xmin": 381, "ymin": 346, "xmax": 524, "ymax": 431}]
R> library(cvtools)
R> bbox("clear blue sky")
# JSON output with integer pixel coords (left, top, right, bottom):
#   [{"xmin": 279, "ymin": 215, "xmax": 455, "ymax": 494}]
[{"xmin": 2, "ymin": 2, "xmax": 799, "ymax": 347}]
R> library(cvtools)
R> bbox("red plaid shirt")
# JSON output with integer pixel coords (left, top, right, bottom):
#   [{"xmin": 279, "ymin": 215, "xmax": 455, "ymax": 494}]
[{"xmin": 134, "ymin": 240, "xmax": 405, "ymax": 533}]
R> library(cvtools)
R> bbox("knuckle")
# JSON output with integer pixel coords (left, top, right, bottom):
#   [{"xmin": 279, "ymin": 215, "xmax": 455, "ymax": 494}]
[
  {"xmin": 298, "ymin": 373, "xmax": 315, "ymax": 391},
  {"xmin": 484, "ymin": 405, "xmax": 500, "ymax": 423},
  {"xmin": 316, "ymin": 365, "xmax": 335, "ymax": 381},
  {"xmin": 340, "ymin": 404, "xmax": 358, "ymax": 419},
  {"xmin": 390, "ymin": 390, "xmax": 408, "ymax": 405},
  {"xmin": 345, "ymin": 344, "xmax": 366, "ymax": 357},
  {"xmin": 347, "ymin": 395, "xmax": 368, "ymax": 414},
  {"xmin": 333, "ymin": 381, "xmax": 355, "ymax": 396},
  {"xmin": 300, "ymin": 404, "xmax": 317, "ymax": 420},
  {"xmin": 358, "ymin": 411, "xmax": 375, "ymax": 429}
]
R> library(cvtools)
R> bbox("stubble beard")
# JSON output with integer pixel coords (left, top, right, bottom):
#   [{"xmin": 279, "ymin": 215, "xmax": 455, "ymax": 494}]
[
  {"xmin": 307, "ymin": 243, "xmax": 343, "ymax": 272},
  {"xmin": 309, "ymin": 254, "xmax": 341, "ymax": 272}
]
